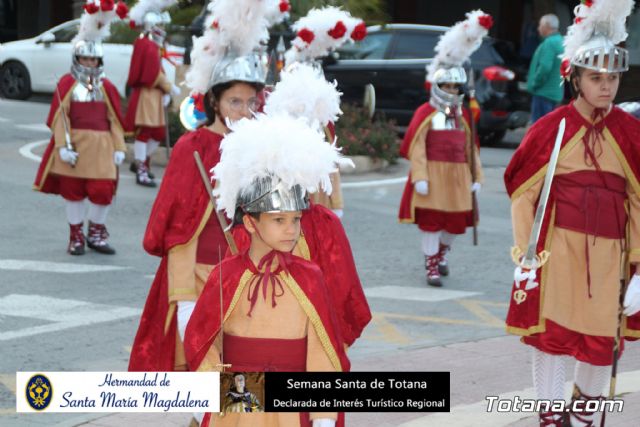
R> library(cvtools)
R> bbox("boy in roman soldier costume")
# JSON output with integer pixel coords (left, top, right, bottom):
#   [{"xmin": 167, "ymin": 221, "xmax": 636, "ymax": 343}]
[
  {"xmin": 398, "ymin": 10, "xmax": 489, "ymax": 287},
  {"xmin": 33, "ymin": 0, "xmax": 129, "ymax": 256},
  {"xmin": 504, "ymin": 1, "xmax": 640, "ymax": 425},
  {"xmin": 281, "ymin": 7, "xmax": 368, "ymax": 218},
  {"xmin": 129, "ymin": 0, "xmax": 272, "ymax": 372},
  {"xmin": 126, "ymin": 0, "xmax": 180, "ymax": 187},
  {"xmin": 185, "ymin": 112, "xmax": 352, "ymax": 427}
]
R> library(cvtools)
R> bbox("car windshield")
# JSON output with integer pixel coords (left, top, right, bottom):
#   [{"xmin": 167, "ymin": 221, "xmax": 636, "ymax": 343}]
[
  {"xmin": 390, "ymin": 31, "xmax": 439, "ymax": 59},
  {"xmin": 336, "ymin": 32, "xmax": 392, "ymax": 60},
  {"xmin": 52, "ymin": 22, "xmax": 79, "ymax": 43}
]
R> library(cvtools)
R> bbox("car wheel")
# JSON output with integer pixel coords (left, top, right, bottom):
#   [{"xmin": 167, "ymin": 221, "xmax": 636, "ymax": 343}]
[
  {"xmin": 479, "ymin": 129, "xmax": 506, "ymax": 146},
  {"xmin": 0, "ymin": 61, "xmax": 32, "ymax": 100}
]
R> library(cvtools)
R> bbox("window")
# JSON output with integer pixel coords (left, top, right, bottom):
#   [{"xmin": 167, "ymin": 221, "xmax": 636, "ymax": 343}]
[
  {"xmin": 52, "ymin": 22, "xmax": 79, "ymax": 43},
  {"xmin": 390, "ymin": 31, "xmax": 439, "ymax": 59},
  {"xmin": 627, "ymin": 8, "xmax": 640, "ymax": 65},
  {"xmin": 337, "ymin": 32, "xmax": 392, "ymax": 60}
]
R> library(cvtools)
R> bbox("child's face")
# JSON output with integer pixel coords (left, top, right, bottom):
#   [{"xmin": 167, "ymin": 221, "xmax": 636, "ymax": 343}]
[
  {"xmin": 576, "ymin": 68, "xmax": 620, "ymax": 109},
  {"xmin": 245, "ymin": 211, "xmax": 302, "ymax": 253}
]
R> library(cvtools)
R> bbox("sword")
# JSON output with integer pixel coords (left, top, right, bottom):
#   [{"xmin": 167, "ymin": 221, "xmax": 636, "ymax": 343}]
[
  {"xmin": 467, "ymin": 68, "xmax": 478, "ymax": 246},
  {"xmin": 193, "ymin": 151, "xmax": 238, "ymax": 254},
  {"xmin": 53, "ymin": 79, "xmax": 77, "ymax": 167},
  {"xmin": 512, "ymin": 118, "xmax": 565, "ymax": 302}
]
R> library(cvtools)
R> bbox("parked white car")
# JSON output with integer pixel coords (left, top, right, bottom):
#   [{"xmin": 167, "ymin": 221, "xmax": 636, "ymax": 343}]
[{"xmin": 0, "ymin": 19, "xmax": 184, "ymax": 99}]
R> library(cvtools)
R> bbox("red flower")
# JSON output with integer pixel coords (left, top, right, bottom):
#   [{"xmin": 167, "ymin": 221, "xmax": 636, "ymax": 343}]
[
  {"xmin": 478, "ymin": 14, "xmax": 494, "ymax": 30},
  {"xmin": 279, "ymin": 0, "xmax": 290, "ymax": 13},
  {"xmin": 424, "ymin": 80, "xmax": 432, "ymax": 92},
  {"xmin": 560, "ymin": 58, "xmax": 571, "ymax": 77},
  {"xmin": 193, "ymin": 94, "xmax": 205, "ymax": 113},
  {"xmin": 100, "ymin": 0, "xmax": 114, "ymax": 12},
  {"xmin": 583, "ymin": 0, "xmax": 593, "ymax": 6},
  {"xmin": 351, "ymin": 22, "xmax": 367, "ymax": 41},
  {"xmin": 575, "ymin": 17, "xmax": 583, "ymax": 24},
  {"xmin": 298, "ymin": 28, "xmax": 315, "ymax": 45},
  {"xmin": 212, "ymin": 19, "xmax": 219, "ymax": 29},
  {"xmin": 328, "ymin": 21, "xmax": 347, "ymax": 39},
  {"xmin": 115, "ymin": 1, "xmax": 128, "ymax": 19},
  {"xmin": 129, "ymin": 19, "xmax": 137, "ymax": 29},
  {"xmin": 84, "ymin": 2, "xmax": 100, "ymax": 14}
]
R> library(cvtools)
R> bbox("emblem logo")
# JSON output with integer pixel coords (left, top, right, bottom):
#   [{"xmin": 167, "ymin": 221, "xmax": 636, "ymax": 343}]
[
  {"xmin": 513, "ymin": 289, "xmax": 527, "ymax": 305},
  {"xmin": 26, "ymin": 374, "xmax": 53, "ymax": 411}
]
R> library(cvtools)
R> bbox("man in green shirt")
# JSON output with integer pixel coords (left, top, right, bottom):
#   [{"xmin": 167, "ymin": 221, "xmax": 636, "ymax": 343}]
[{"xmin": 527, "ymin": 14, "xmax": 564, "ymax": 122}]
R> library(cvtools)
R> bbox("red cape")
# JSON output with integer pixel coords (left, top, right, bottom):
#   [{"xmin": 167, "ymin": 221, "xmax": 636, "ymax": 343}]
[
  {"xmin": 129, "ymin": 128, "xmax": 226, "ymax": 371},
  {"xmin": 33, "ymin": 74, "xmax": 125, "ymax": 195},
  {"xmin": 184, "ymin": 251, "xmax": 350, "ymax": 371},
  {"xmin": 398, "ymin": 102, "xmax": 477, "ymax": 223},
  {"xmin": 504, "ymin": 103, "xmax": 640, "ymax": 338},
  {"xmin": 230, "ymin": 203, "xmax": 371, "ymax": 346},
  {"xmin": 125, "ymin": 36, "xmax": 162, "ymax": 133}
]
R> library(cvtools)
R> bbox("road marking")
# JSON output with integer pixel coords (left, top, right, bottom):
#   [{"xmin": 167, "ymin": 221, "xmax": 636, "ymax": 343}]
[
  {"xmin": 0, "ymin": 259, "xmax": 128, "ymax": 274},
  {"xmin": 367, "ymin": 314, "xmax": 413, "ymax": 345},
  {"xmin": 376, "ymin": 311, "xmax": 503, "ymax": 328},
  {"xmin": 15, "ymin": 123, "xmax": 49, "ymax": 133},
  {"xmin": 456, "ymin": 299, "xmax": 506, "ymax": 328},
  {"xmin": 365, "ymin": 285, "xmax": 480, "ymax": 302},
  {"xmin": 0, "ymin": 294, "xmax": 141, "ymax": 341},
  {"xmin": 18, "ymin": 139, "xmax": 48, "ymax": 162},
  {"xmin": 341, "ymin": 176, "xmax": 406, "ymax": 189},
  {"xmin": 0, "ymin": 374, "xmax": 16, "ymax": 394},
  {"xmin": 398, "ymin": 370, "xmax": 640, "ymax": 427}
]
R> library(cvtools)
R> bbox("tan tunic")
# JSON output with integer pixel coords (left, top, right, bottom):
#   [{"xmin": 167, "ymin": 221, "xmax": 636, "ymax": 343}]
[
  {"xmin": 198, "ymin": 271, "xmax": 338, "ymax": 427},
  {"xmin": 512, "ymin": 122, "xmax": 640, "ymax": 336},
  {"xmin": 410, "ymin": 124, "xmax": 483, "ymax": 212},
  {"xmin": 135, "ymin": 72, "xmax": 172, "ymax": 127},
  {"xmin": 310, "ymin": 172, "xmax": 343, "ymax": 210},
  {"xmin": 50, "ymin": 85, "xmax": 126, "ymax": 180}
]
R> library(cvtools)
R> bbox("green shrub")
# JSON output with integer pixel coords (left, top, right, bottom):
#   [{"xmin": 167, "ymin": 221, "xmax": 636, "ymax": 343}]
[{"xmin": 335, "ymin": 103, "xmax": 399, "ymax": 163}]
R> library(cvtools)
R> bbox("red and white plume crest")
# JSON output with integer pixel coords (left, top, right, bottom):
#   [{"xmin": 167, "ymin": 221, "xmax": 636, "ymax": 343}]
[
  {"xmin": 265, "ymin": 0, "xmax": 290, "ymax": 26},
  {"xmin": 264, "ymin": 63, "xmax": 342, "ymax": 127},
  {"xmin": 211, "ymin": 113, "xmax": 353, "ymax": 218},
  {"xmin": 285, "ymin": 6, "xmax": 366, "ymax": 64},
  {"xmin": 562, "ymin": 0, "xmax": 635, "ymax": 75},
  {"xmin": 74, "ymin": 0, "xmax": 129, "ymax": 43},
  {"xmin": 426, "ymin": 9, "xmax": 493, "ymax": 83},
  {"xmin": 129, "ymin": 0, "xmax": 176, "ymax": 27},
  {"xmin": 186, "ymin": 0, "xmax": 273, "ymax": 94}
]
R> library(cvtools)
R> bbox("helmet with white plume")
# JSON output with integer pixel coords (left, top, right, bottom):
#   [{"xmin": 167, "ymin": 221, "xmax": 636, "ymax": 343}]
[
  {"xmin": 129, "ymin": 0, "xmax": 176, "ymax": 45},
  {"xmin": 426, "ymin": 10, "xmax": 493, "ymax": 111},
  {"xmin": 562, "ymin": 0, "xmax": 634, "ymax": 78},
  {"xmin": 211, "ymin": 113, "xmax": 352, "ymax": 224},
  {"xmin": 71, "ymin": 0, "xmax": 129, "ymax": 86},
  {"xmin": 284, "ymin": 6, "xmax": 367, "ymax": 66}
]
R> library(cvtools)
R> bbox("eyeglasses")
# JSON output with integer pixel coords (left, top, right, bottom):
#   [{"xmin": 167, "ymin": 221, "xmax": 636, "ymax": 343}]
[{"xmin": 225, "ymin": 97, "xmax": 262, "ymax": 112}]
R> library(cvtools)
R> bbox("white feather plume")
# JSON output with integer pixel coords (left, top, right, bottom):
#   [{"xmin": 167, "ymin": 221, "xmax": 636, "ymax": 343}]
[
  {"xmin": 73, "ymin": 1, "xmax": 119, "ymax": 43},
  {"xmin": 265, "ymin": 0, "xmax": 290, "ymax": 26},
  {"xmin": 212, "ymin": 113, "xmax": 353, "ymax": 217},
  {"xmin": 129, "ymin": 0, "xmax": 176, "ymax": 26},
  {"xmin": 426, "ymin": 9, "xmax": 492, "ymax": 83},
  {"xmin": 264, "ymin": 63, "xmax": 342, "ymax": 127},
  {"xmin": 287, "ymin": 6, "xmax": 362, "ymax": 64},
  {"xmin": 186, "ymin": 0, "xmax": 272, "ymax": 93},
  {"xmin": 563, "ymin": 0, "xmax": 635, "ymax": 65}
]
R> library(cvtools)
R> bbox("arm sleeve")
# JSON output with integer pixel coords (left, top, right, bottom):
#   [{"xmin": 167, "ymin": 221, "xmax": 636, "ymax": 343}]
[
  {"xmin": 409, "ymin": 126, "xmax": 429, "ymax": 183},
  {"xmin": 306, "ymin": 320, "xmax": 338, "ymax": 421},
  {"xmin": 107, "ymin": 103, "xmax": 127, "ymax": 152},
  {"xmin": 328, "ymin": 171, "xmax": 343, "ymax": 209},
  {"xmin": 167, "ymin": 239, "xmax": 198, "ymax": 303},
  {"xmin": 52, "ymin": 99, "xmax": 72, "ymax": 149},
  {"xmin": 628, "ymin": 185, "xmax": 640, "ymax": 265},
  {"xmin": 511, "ymin": 178, "xmax": 544, "ymax": 252},
  {"xmin": 531, "ymin": 42, "xmax": 555, "ymax": 90},
  {"xmin": 154, "ymin": 72, "xmax": 173, "ymax": 94}
]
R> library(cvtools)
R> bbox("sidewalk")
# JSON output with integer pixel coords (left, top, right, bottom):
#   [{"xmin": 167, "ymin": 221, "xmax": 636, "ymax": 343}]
[{"xmin": 68, "ymin": 336, "xmax": 640, "ymax": 427}]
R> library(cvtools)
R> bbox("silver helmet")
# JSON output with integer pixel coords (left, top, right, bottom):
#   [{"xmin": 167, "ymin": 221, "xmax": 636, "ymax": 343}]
[
  {"xmin": 571, "ymin": 33, "xmax": 629, "ymax": 73},
  {"xmin": 429, "ymin": 65, "xmax": 466, "ymax": 111},
  {"xmin": 234, "ymin": 175, "xmax": 309, "ymax": 224},
  {"xmin": 144, "ymin": 11, "xmax": 171, "ymax": 45},
  {"xmin": 71, "ymin": 40, "xmax": 105, "ymax": 91},
  {"xmin": 210, "ymin": 52, "xmax": 268, "ymax": 89}
]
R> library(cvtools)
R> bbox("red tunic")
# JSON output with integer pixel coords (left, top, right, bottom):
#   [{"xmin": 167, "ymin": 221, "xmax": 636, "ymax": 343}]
[
  {"xmin": 504, "ymin": 104, "xmax": 640, "ymax": 348},
  {"xmin": 33, "ymin": 74, "xmax": 125, "ymax": 195},
  {"xmin": 128, "ymin": 128, "xmax": 228, "ymax": 371},
  {"xmin": 231, "ymin": 203, "xmax": 372, "ymax": 347}
]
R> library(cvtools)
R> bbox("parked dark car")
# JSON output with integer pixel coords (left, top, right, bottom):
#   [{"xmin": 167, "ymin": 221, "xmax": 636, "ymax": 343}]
[{"xmin": 322, "ymin": 24, "xmax": 530, "ymax": 144}]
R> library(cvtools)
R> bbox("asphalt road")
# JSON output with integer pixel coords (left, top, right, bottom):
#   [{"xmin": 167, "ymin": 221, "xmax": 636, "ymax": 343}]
[{"xmin": 0, "ymin": 96, "xmax": 522, "ymax": 426}]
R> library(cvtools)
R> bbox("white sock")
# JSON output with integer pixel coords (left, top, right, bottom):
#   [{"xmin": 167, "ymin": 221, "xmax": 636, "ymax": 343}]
[
  {"xmin": 574, "ymin": 362, "xmax": 609, "ymax": 397},
  {"xmin": 134, "ymin": 140, "xmax": 147, "ymax": 162},
  {"xmin": 440, "ymin": 231, "xmax": 456, "ymax": 247},
  {"xmin": 421, "ymin": 231, "xmax": 440, "ymax": 256},
  {"xmin": 65, "ymin": 200, "xmax": 85, "ymax": 225},
  {"xmin": 147, "ymin": 139, "xmax": 160, "ymax": 156},
  {"xmin": 532, "ymin": 348, "xmax": 567, "ymax": 403},
  {"xmin": 88, "ymin": 202, "xmax": 110, "ymax": 224}
]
